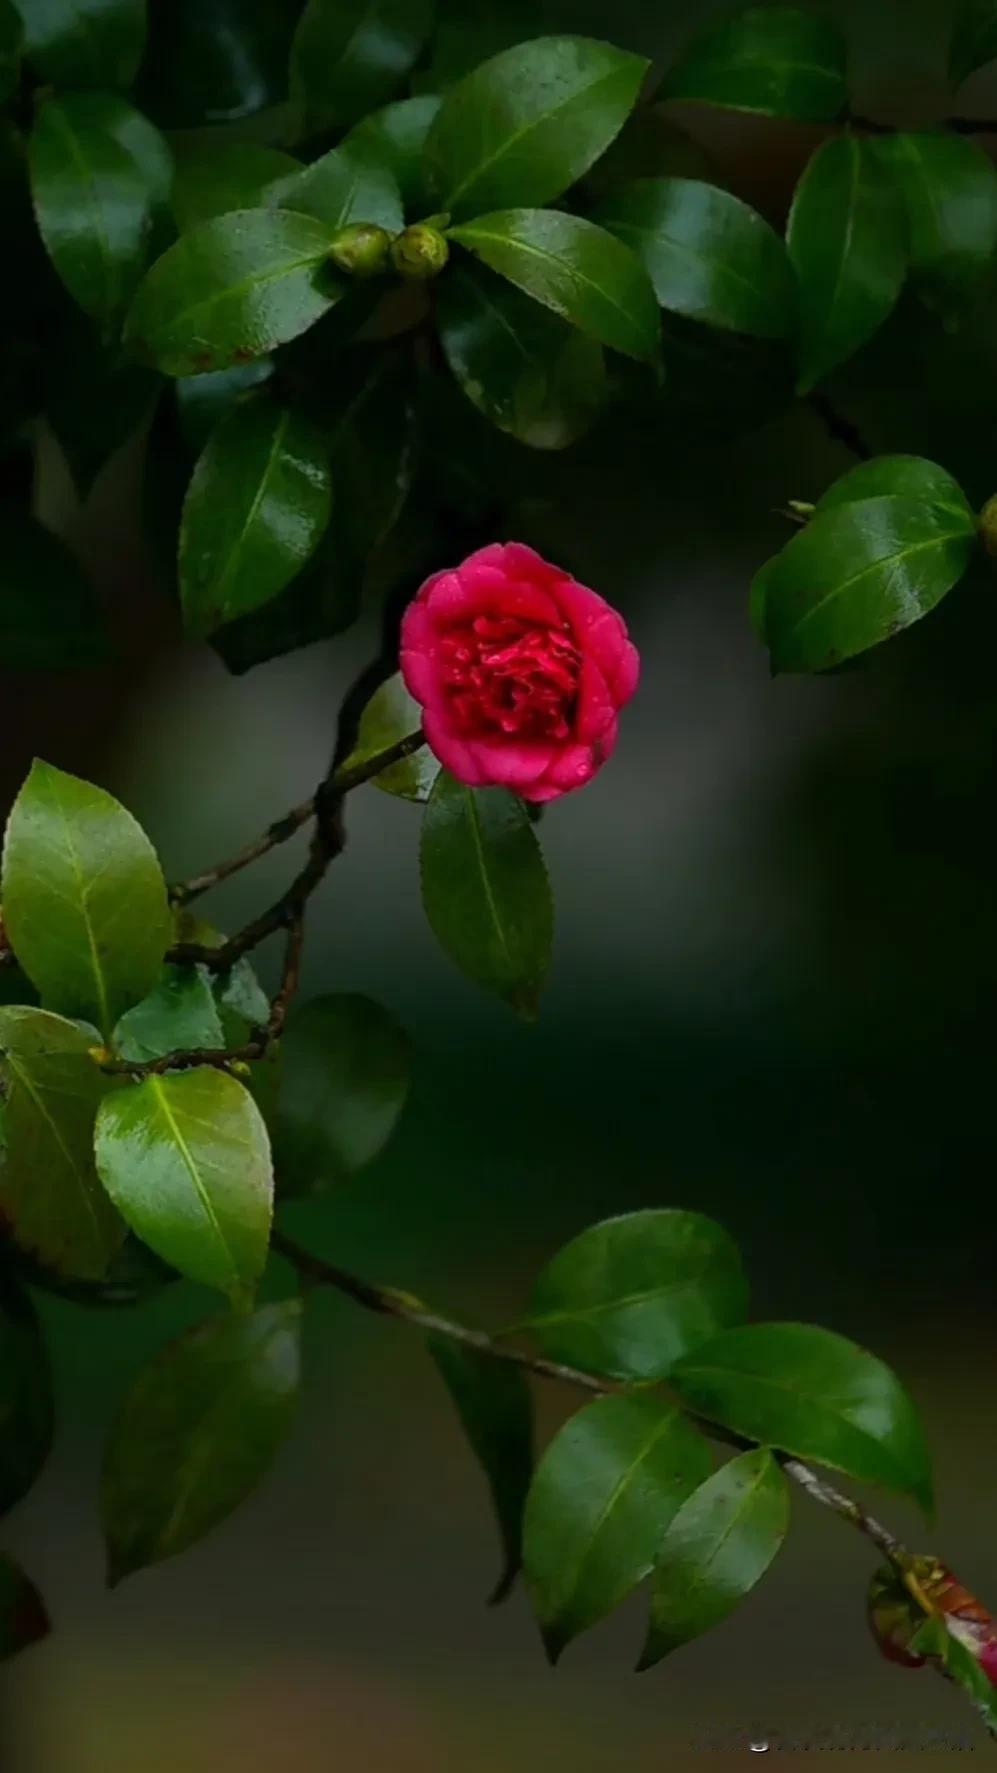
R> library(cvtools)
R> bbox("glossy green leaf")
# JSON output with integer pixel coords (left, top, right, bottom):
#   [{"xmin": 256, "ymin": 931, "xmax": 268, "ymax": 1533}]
[
  {"xmin": 0, "ymin": 0, "xmax": 22, "ymax": 103},
  {"xmin": 340, "ymin": 672, "xmax": 437, "ymax": 801},
  {"xmin": 814, "ymin": 454, "xmax": 974, "ymax": 520},
  {"xmin": 125, "ymin": 209, "xmax": 344, "ymax": 378},
  {"xmin": 79, "ymin": 92, "xmax": 175, "ymax": 240},
  {"xmin": 0, "ymin": 513, "xmax": 111, "ymax": 666},
  {"xmin": 179, "ymin": 390, "xmax": 332, "ymax": 638},
  {"xmin": 427, "ymin": 1335, "xmax": 533, "ymax": 1603},
  {"xmin": 425, "ymin": 36, "xmax": 648, "ymax": 221},
  {"xmin": 265, "ymin": 144, "xmax": 403, "ymax": 234},
  {"xmin": 525, "ymin": 1209, "xmax": 749, "ymax": 1381},
  {"xmin": 0, "ymin": 1006, "xmax": 125, "ymax": 1281},
  {"xmin": 664, "ymin": 6, "xmax": 848, "ymax": 121},
  {"xmin": 639, "ymin": 1449, "xmax": 789, "ymax": 1668},
  {"xmin": 275, "ymin": 994, "xmax": 410, "ymax": 1192},
  {"xmin": 175, "ymin": 359, "xmax": 273, "ymax": 454},
  {"xmin": 11, "ymin": 0, "xmax": 146, "ymax": 88},
  {"xmin": 341, "ymin": 95, "xmax": 440, "ymax": 211},
  {"xmin": 0, "ymin": 1556, "xmax": 49, "ymax": 1662},
  {"xmin": 113, "ymin": 968, "xmax": 226, "ymax": 1064},
  {"xmin": 2, "ymin": 761, "xmax": 170, "ymax": 1036},
  {"xmin": 449, "ymin": 209, "xmax": 660, "ymax": 361},
  {"xmin": 672, "ymin": 1322, "xmax": 934, "ymax": 1513},
  {"xmin": 523, "ymin": 1393, "xmax": 712, "ymax": 1660},
  {"xmin": 170, "ymin": 910, "xmax": 270, "ymax": 1043},
  {"xmin": 290, "ymin": 0, "xmax": 434, "ymax": 130},
  {"xmin": 0, "ymin": 1275, "xmax": 54, "ymax": 1517},
  {"xmin": 874, "ymin": 132, "xmax": 997, "ymax": 304},
  {"xmin": 438, "ymin": 259, "xmax": 607, "ymax": 448},
  {"xmin": 421, "ymin": 771, "xmax": 553, "ymax": 1016},
  {"xmin": 136, "ymin": 0, "xmax": 297, "ymax": 128},
  {"xmin": 787, "ymin": 135, "xmax": 907, "ymax": 392},
  {"xmin": 597, "ymin": 176, "xmax": 793, "ymax": 338},
  {"xmin": 94, "ymin": 1068, "xmax": 274, "ymax": 1305},
  {"xmin": 752, "ymin": 493, "xmax": 977, "ymax": 674},
  {"xmin": 171, "ymin": 141, "xmax": 301, "ymax": 231},
  {"xmin": 101, "ymin": 1299, "xmax": 301, "ymax": 1584},
  {"xmin": 950, "ymin": 0, "xmax": 997, "ymax": 84}
]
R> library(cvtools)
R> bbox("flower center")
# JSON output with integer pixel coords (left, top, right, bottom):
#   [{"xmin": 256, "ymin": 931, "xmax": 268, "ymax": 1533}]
[{"xmin": 440, "ymin": 614, "xmax": 581, "ymax": 742}]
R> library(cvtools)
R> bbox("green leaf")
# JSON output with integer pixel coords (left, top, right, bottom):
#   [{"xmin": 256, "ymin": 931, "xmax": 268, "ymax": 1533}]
[
  {"xmin": 425, "ymin": 36, "xmax": 648, "ymax": 221},
  {"xmin": 2, "ymin": 760, "xmax": 171, "ymax": 1036},
  {"xmin": 596, "ymin": 176, "xmax": 793, "ymax": 339},
  {"xmin": 638, "ymin": 1449, "xmax": 789, "ymax": 1668},
  {"xmin": 950, "ymin": 0, "xmax": 997, "ymax": 85},
  {"xmin": 671, "ymin": 1322, "xmax": 934, "ymax": 1514},
  {"xmin": 275, "ymin": 994, "xmax": 410, "ymax": 1192},
  {"xmin": 11, "ymin": 0, "xmax": 146, "ymax": 89},
  {"xmin": 113, "ymin": 968, "xmax": 226, "ymax": 1064},
  {"xmin": 0, "ymin": 1006, "xmax": 125, "ymax": 1281},
  {"xmin": 523, "ymin": 1393, "xmax": 712, "ymax": 1661},
  {"xmin": 0, "ymin": 1275, "xmax": 54, "ymax": 1517},
  {"xmin": 427, "ymin": 1335, "xmax": 533, "ymax": 1603},
  {"xmin": 0, "ymin": 1555, "xmax": 49, "ymax": 1662},
  {"xmin": 438, "ymin": 259, "xmax": 607, "ymax": 448},
  {"xmin": 421, "ymin": 771, "xmax": 553, "ymax": 1015},
  {"xmin": 787, "ymin": 135, "xmax": 907, "ymax": 392},
  {"xmin": 814, "ymin": 454, "xmax": 975, "ymax": 519},
  {"xmin": 125, "ymin": 209, "xmax": 344, "ymax": 378},
  {"xmin": 874, "ymin": 132, "xmax": 997, "ymax": 305},
  {"xmin": 340, "ymin": 672, "xmax": 437, "ymax": 801},
  {"xmin": 290, "ymin": 0, "xmax": 434, "ymax": 131},
  {"xmin": 171, "ymin": 141, "xmax": 302, "ymax": 231},
  {"xmin": 265, "ymin": 143, "xmax": 403, "ymax": 234},
  {"xmin": 449, "ymin": 209, "xmax": 660, "ymax": 361},
  {"xmin": 0, "ymin": 0, "xmax": 22, "ymax": 104},
  {"xmin": 664, "ymin": 6, "xmax": 848, "ymax": 121},
  {"xmin": 752, "ymin": 492, "xmax": 977, "ymax": 674},
  {"xmin": 101, "ymin": 1299, "xmax": 301, "ymax": 1584},
  {"xmin": 0, "ymin": 513, "xmax": 111, "ymax": 666},
  {"xmin": 175, "ymin": 359, "xmax": 273, "ymax": 454},
  {"xmin": 524, "ymin": 1209, "xmax": 749, "ymax": 1382},
  {"xmin": 94, "ymin": 1068, "xmax": 274, "ymax": 1306},
  {"xmin": 77, "ymin": 91, "xmax": 175, "ymax": 244},
  {"xmin": 340, "ymin": 95, "xmax": 440, "ymax": 211},
  {"xmin": 179, "ymin": 390, "xmax": 332, "ymax": 638}
]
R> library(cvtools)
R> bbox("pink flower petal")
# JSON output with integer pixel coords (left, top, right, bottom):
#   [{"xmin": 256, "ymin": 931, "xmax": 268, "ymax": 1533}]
[
  {"xmin": 611, "ymin": 638, "xmax": 640, "ymax": 705},
  {"xmin": 466, "ymin": 738, "xmax": 554, "ymax": 788},
  {"xmin": 422, "ymin": 709, "xmax": 489, "ymax": 786},
  {"xmin": 575, "ymin": 656, "xmax": 615, "ymax": 742},
  {"xmin": 556, "ymin": 578, "xmax": 634, "ymax": 688}
]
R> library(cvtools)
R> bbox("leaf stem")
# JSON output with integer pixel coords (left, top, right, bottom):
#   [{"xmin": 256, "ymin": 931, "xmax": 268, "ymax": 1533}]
[{"xmin": 806, "ymin": 391, "xmax": 873, "ymax": 462}]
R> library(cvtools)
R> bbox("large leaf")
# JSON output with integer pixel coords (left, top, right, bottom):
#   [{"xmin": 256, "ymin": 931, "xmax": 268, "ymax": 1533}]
[
  {"xmin": 275, "ymin": 994, "xmax": 410, "ymax": 1192},
  {"xmin": 0, "ymin": 1006, "xmax": 125, "ymax": 1280},
  {"xmin": 420, "ymin": 771, "xmax": 553, "ymax": 1016},
  {"xmin": 179, "ymin": 390, "xmax": 332, "ymax": 637},
  {"xmin": 339, "ymin": 672, "xmax": 437, "ymax": 801},
  {"xmin": 523, "ymin": 1392, "xmax": 711, "ymax": 1661},
  {"xmin": 265, "ymin": 143, "xmax": 403, "ymax": 234},
  {"xmin": 2, "ymin": 760, "xmax": 171, "ymax": 1036},
  {"xmin": 787, "ymin": 135, "xmax": 907, "ymax": 392},
  {"xmin": 950, "ymin": 0, "xmax": 997, "ymax": 84},
  {"xmin": 874, "ymin": 132, "xmax": 997, "ymax": 305},
  {"xmin": 11, "ymin": 0, "xmax": 146, "ymax": 88},
  {"xmin": 638, "ymin": 1448, "xmax": 789, "ymax": 1669},
  {"xmin": 94, "ymin": 1068, "xmax": 274, "ymax": 1306},
  {"xmin": 813, "ymin": 454, "xmax": 974, "ymax": 519},
  {"xmin": 753, "ymin": 490, "xmax": 977, "ymax": 674},
  {"xmin": 671, "ymin": 1322, "xmax": 934, "ymax": 1513},
  {"xmin": 290, "ymin": 0, "xmax": 433, "ymax": 130},
  {"xmin": 341, "ymin": 95, "xmax": 440, "ymax": 212},
  {"xmin": 101, "ymin": 1299, "xmax": 302, "ymax": 1584},
  {"xmin": 449, "ymin": 209, "xmax": 660, "ymax": 361},
  {"xmin": 0, "ymin": 513, "xmax": 111, "ymax": 666},
  {"xmin": 425, "ymin": 36, "xmax": 648, "ymax": 221},
  {"xmin": 0, "ymin": 1275, "xmax": 54, "ymax": 1517},
  {"xmin": 125, "ymin": 209, "xmax": 344, "ymax": 377},
  {"xmin": 524, "ymin": 1209, "xmax": 749, "ymax": 1381},
  {"xmin": 596, "ymin": 176, "xmax": 793, "ymax": 338},
  {"xmin": 171, "ymin": 141, "xmax": 301, "ymax": 231},
  {"xmin": 664, "ymin": 6, "xmax": 848, "ymax": 121},
  {"xmin": 427, "ymin": 1335, "xmax": 533, "ymax": 1603},
  {"xmin": 0, "ymin": 1556, "xmax": 49, "ymax": 1662}
]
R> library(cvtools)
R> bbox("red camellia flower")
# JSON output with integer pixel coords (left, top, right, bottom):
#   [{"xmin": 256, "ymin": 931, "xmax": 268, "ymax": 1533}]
[{"xmin": 400, "ymin": 542, "xmax": 639, "ymax": 802}]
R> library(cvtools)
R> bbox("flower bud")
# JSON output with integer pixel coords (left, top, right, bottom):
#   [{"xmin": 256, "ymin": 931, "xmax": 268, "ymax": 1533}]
[
  {"xmin": 327, "ymin": 223, "xmax": 392, "ymax": 278},
  {"xmin": 390, "ymin": 224, "xmax": 450, "ymax": 281},
  {"xmin": 980, "ymin": 493, "xmax": 997, "ymax": 558}
]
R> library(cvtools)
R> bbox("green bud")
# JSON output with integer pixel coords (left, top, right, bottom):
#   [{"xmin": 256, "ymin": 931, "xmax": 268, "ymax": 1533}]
[
  {"xmin": 390, "ymin": 223, "xmax": 450, "ymax": 281},
  {"xmin": 327, "ymin": 223, "xmax": 392, "ymax": 278},
  {"xmin": 980, "ymin": 493, "xmax": 997, "ymax": 558}
]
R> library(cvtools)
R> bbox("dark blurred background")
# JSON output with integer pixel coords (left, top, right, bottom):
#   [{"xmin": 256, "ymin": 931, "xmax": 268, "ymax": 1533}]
[{"xmin": 3, "ymin": 0, "xmax": 997, "ymax": 1765}]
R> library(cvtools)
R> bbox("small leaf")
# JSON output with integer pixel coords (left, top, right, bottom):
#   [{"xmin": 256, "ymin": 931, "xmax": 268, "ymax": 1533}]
[
  {"xmin": 950, "ymin": 0, "xmax": 997, "ymax": 85},
  {"xmin": 11, "ymin": 0, "xmax": 146, "ymax": 89},
  {"xmin": 438, "ymin": 259, "xmax": 607, "ymax": 448},
  {"xmin": 427, "ymin": 1335, "xmax": 533, "ymax": 1603},
  {"xmin": 341, "ymin": 95, "xmax": 440, "ymax": 211},
  {"xmin": 0, "ymin": 1274, "xmax": 54, "ymax": 1517},
  {"xmin": 340, "ymin": 672, "xmax": 436, "ymax": 801},
  {"xmin": 523, "ymin": 1392, "xmax": 712, "ymax": 1660},
  {"xmin": 639, "ymin": 1449, "xmax": 789, "ymax": 1668},
  {"xmin": 0, "ymin": 513, "xmax": 111, "ymax": 666},
  {"xmin": 290, "ymin": 0, "xmax": 434, "ymax": 131},
  {"xmin": 125, "ymin": 209, "xmax": 344, "ymax": 378},
  {"xmin": 2, "ymin": 760, "xmax": 171, "ymax": 1036},
  {"xmin": 787, "ymin": 135, "xmax": 907, "ymax": 392},
  {"xmin": 449, "ymin": 208, "xmax": 660, "ymax": 361},
  {"xmin": 171, "ymin": 141, "xmax": 302, "ymax": 231},
  {"xmin": 664, "ymin": 6, "xmax": 848, "ymax": 121},
  {"xmin": 113, "ymin": 968, "xmax": 226, "ymax": 1064},
  {"xmin": 425, "ymin": 35, "xmax": 649, "ymax": 221},
  {"xmin": 0, "ymin": 1555, "xmax": 49, "ymax": 1661},
  {"xmin": 597, "ymin": 176, "xmax": 793, "ymax": 338},
  {"xmin": 94, "ymin": 1068, "xmax": 274, "ymax": 1305},
  {"xmin": 265, "ymin": 144, "xmax": 403, "ymax": 235},
  {"xmin": 420, "ymin": 771, "xmax": 553, "ymax": 1015},
  {"xmin": 101, "ymin": 1299, "xmax": 302, "ymax": 1584},
  {"xmin": 0, "ymin": 1005, "xmax": 125, "ymax": 1281},
  {"xmin": 275, "ymin": 994, "xmax": 410, "ymax": 1192},
  {"xmin": 671, "ymin": 1322, "xmax": 934, "ymax": 1513},
  {"xmin": 179, "ymin": 390, "xmax": 332, "ymax": 637},
  {"xmin": 525, "ymin": 1209, "xmax": 749, "ymax": 1381},
  {"xmin": 874, "ymin": 132, "xmax": 997, "ymax": 306}
]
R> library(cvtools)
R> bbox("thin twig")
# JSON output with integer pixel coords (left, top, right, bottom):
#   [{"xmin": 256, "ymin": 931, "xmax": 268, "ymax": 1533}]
[{"xmin": 806, "ymin": 391, "xmax": 873, "ymax": 462}]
